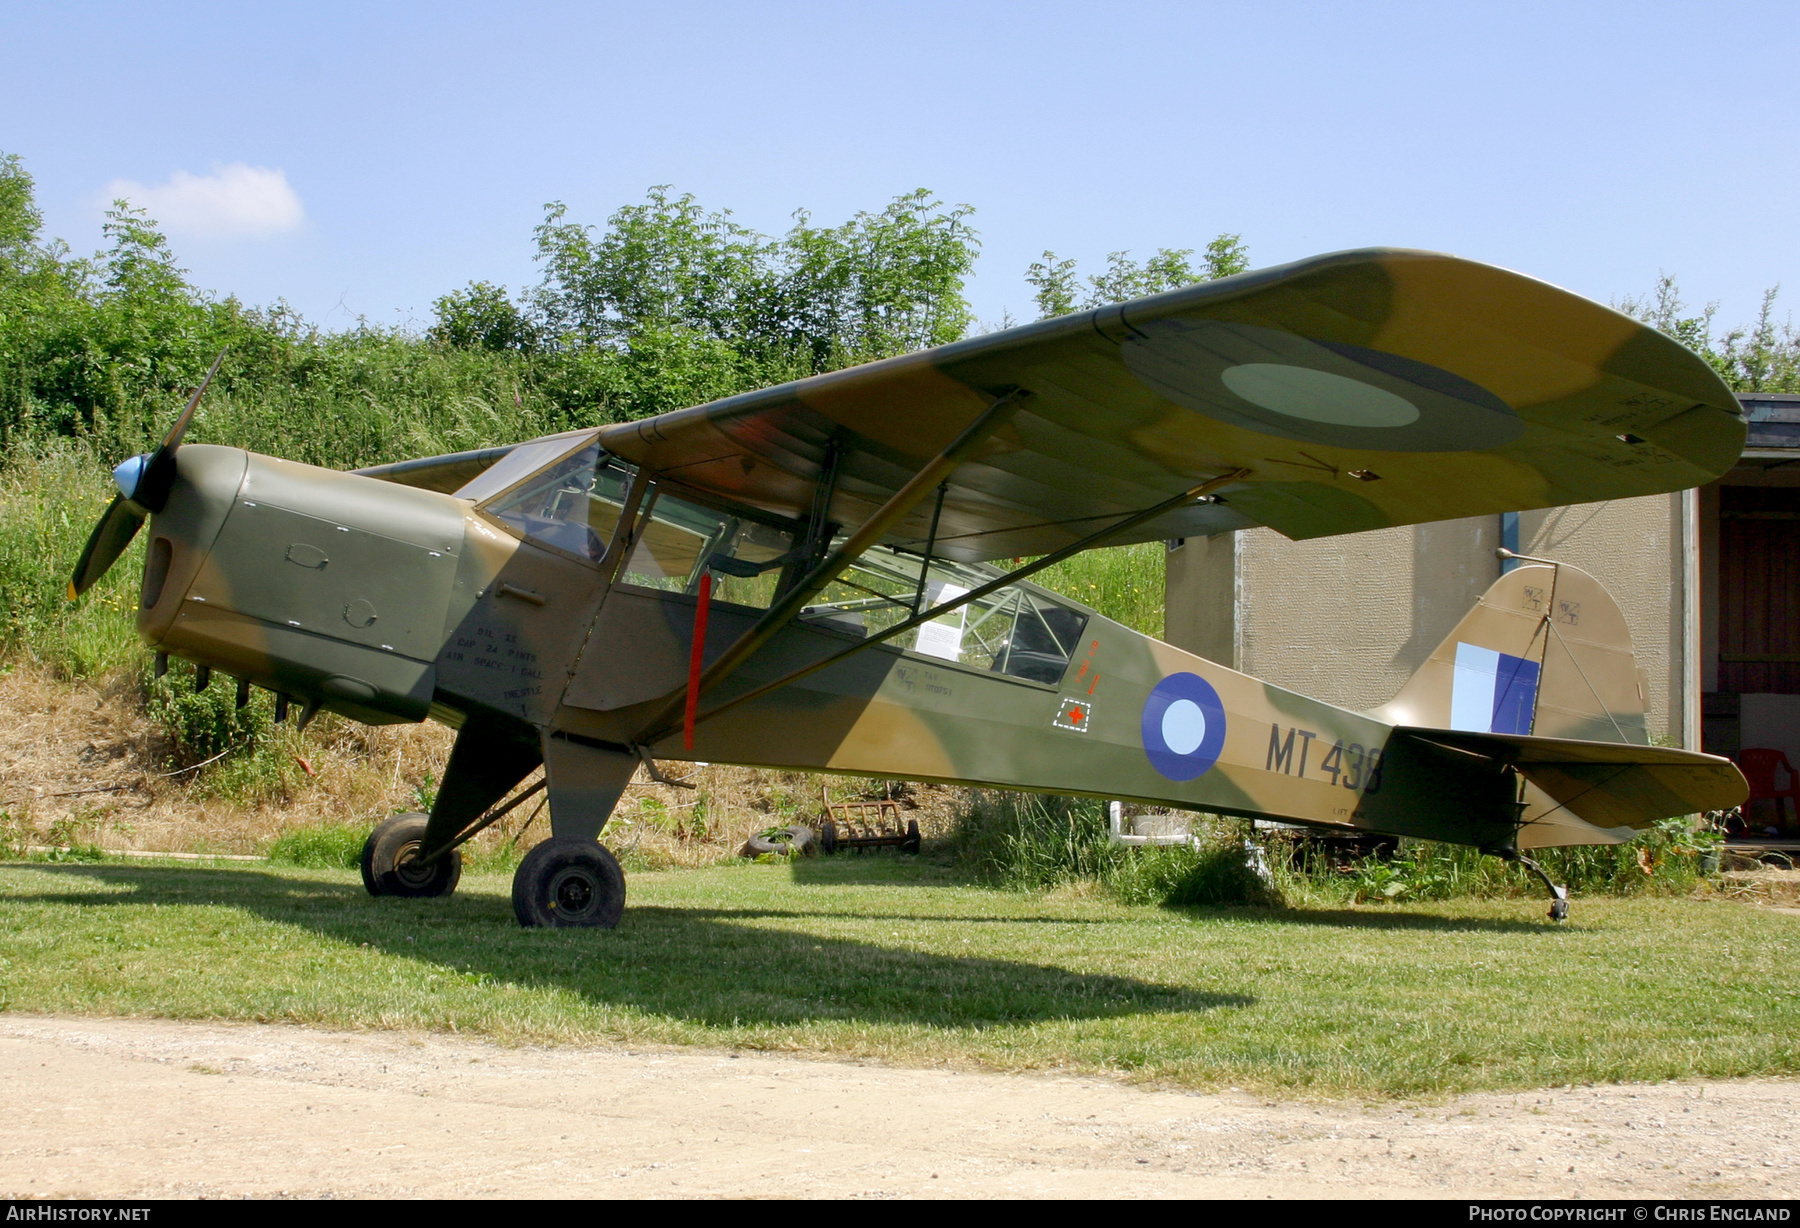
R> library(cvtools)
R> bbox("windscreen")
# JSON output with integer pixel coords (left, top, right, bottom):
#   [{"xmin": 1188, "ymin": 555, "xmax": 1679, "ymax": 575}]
[{"xmin": 453, "ymin": 433, "xmax": 599, "ymax": 504}]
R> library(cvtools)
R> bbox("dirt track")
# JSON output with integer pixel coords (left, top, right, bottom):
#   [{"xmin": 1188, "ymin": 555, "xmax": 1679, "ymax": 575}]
[{"xmin": 2, "ymin": 1015, "xmax": 1796, "ymax": 1199}]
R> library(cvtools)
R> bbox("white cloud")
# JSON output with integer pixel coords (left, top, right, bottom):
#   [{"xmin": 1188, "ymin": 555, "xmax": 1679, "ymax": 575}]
[{"xmin": 101, "ymin": 163, "xmax": 306, "ymax": 238}]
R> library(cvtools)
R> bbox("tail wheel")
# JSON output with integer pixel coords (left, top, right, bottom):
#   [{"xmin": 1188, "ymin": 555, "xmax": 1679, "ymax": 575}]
[
  {"xmin": 512, "ymin": 837, "xmax": 626, "ymax": 928},
  {"xmin": 361, "ymin": 812, "xmax": 461, "ymax": 898}
]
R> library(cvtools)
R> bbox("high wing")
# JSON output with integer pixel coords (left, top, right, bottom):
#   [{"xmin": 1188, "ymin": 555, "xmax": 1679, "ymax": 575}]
[{"xmin": 598, "ymin": 248, "xmax": 1744, "ymax": 563}]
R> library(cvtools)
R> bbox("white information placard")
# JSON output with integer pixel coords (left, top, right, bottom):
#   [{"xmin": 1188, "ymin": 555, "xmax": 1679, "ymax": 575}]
[{"xmin": 912, "ymin": 582, "xmax": 969, "ymax": 661}]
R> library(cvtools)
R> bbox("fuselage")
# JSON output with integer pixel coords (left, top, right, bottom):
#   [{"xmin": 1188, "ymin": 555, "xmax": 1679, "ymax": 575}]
[{"xmin": 139, "ymin": 440, "xmax": 1523, "ymax": 849}]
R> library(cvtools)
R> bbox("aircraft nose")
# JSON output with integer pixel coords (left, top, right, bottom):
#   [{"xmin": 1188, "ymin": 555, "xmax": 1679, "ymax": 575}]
[{"xmin": 132, "ymin": 444, "xmax": 250, "ymax": 643}]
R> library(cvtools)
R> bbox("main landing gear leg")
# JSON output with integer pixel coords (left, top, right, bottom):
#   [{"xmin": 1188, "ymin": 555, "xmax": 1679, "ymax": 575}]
[
  {"xmin": 363, "ymin": 712, "xmax": 541, "ymax": 902},
  {"xmin": 512, "ymin": 733, "xmax": 637, "ymax": 929},
  {"xmin": 1489, "ymin": 845, "xmax": 1569, "ymax": 922}
]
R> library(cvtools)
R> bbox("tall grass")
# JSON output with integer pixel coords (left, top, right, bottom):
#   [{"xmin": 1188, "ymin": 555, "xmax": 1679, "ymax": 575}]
[
  {"xmin": 1031, "ymin": 541, "xmax": 1164, "ymax": 638},
  {"xmin": 0, "ymin": 444, "xmax": 143, "ymax": 678},
  {"xmin": 1270, "ymin": 818, "xmax": 1714, "ymax": 908},
  {"xmin": 167, "ymin": 334, "xmax": 579, "ymax": 472},
  {"xmin": 949, "ymin": 787, "xmax": 1717, "ymax": 910},
  {"xmin": 950, "ymin": 790, "xmax": 1275, "ymax": 907}
]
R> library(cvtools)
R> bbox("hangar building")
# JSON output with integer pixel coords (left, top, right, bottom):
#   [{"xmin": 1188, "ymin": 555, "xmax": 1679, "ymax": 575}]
[{"xmin": 1164, "ymin": 393, "xmax": 1800, "ymax": 782}]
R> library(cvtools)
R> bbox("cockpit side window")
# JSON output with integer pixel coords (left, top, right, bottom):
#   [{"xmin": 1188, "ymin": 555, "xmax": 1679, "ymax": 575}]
[
  {"xmin": 612, "ymin": 496, "xmax": 795, "ymax": 609},
  {"xmin": 477, "ymin": 445, "xmax": 797, "ymax": 609},
  {"xmin": 478, "ymin": 448, "xmax": 1085, "ymax": 656}
]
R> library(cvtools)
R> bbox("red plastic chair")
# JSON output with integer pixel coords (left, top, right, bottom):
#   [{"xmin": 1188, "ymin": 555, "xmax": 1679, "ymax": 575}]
[{"xmin": 1738, "ymin": 748, "xmax": 1800, "ymax": 830}]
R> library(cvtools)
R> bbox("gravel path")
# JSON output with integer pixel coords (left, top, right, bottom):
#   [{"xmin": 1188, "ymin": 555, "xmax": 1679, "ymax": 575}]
[{"xmin": 2, "ymin": 1014, "xmax": 1794, "ymax": 1199}]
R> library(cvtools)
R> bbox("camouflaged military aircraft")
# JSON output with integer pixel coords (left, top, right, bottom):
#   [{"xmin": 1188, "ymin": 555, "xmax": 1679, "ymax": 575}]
[{"xmin": 69, "ymin": 248, "xmax": 1750, "ymax": 926}]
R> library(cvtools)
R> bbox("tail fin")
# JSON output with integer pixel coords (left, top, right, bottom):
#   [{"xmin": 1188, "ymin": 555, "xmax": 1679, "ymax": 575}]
[
  {"xmin": 1373, "ymin": 558, "xmax": 1649, "ymax": 746},
  {"xmin": 1373, "ymin": 557, "xmax": 1746, "ymax": 848}
]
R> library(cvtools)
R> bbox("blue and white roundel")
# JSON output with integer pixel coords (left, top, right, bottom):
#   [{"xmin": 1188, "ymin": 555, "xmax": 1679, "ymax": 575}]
[{"xmin": 1141, "ymin": 673, "xmax": 1227, "ymax": 782}]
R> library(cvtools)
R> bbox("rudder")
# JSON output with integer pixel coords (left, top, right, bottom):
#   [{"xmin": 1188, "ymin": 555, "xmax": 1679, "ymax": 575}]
[{"xmin": 1373, "ymin": 559, "xmax": 1650, "ymax": 747}]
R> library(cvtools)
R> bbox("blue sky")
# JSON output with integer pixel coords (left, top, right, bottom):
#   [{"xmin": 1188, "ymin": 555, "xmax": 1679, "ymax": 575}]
[{"xmin": 5, "ymin": 0, "xmax": 1796, "ymax": 334}]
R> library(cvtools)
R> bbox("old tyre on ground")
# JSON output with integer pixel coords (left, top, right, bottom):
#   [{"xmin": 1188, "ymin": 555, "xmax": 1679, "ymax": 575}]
[
  {"xmin": 361, "ymin": 812, "xmax": 461, "ymax": 898},
  {"xmin": 741, "ymin": 825, "xmax": 818, "ymax": 858},
  {"xmin": 512, "ymin": 837, "xmax": 626, "ymax": 928}
]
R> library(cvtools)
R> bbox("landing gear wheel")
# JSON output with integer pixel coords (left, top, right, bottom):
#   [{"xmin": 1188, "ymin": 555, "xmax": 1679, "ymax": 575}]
[
  {"xmin": 903, "ymin": 818, "xmax": 921, "ymax": 854},
  {"xmin": 360, "ymin": 812, "xmax": 461, "ymax": 898},
  {"xmin": 512, "ymin": 837, "xmax": 626, "ymax": 928},
  {"xmin": 819, "ymin": 819, "xmax": 839, "ymax": 855}
]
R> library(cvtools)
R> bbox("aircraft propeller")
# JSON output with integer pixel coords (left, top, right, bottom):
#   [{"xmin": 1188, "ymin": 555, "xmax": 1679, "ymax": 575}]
[{"xmin": 67, "ymin": 351, "xmax": 225, "ymax": 600}]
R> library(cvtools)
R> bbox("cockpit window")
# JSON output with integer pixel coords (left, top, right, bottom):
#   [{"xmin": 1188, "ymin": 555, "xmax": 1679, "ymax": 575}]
[
  {"xmin": 614, "ymin": 495, "xmax": 795, "ymax": 609},
  {"xmin": 477, "ymin": 444, "xmax": 796, "ymax": 608},
  {"xmin": 480, "ymin": 442, "xmax": 620, "ymax": 563},
  {"xmin": 477, "ymin": 445, "xmax": 1086, "ymax": 664}
]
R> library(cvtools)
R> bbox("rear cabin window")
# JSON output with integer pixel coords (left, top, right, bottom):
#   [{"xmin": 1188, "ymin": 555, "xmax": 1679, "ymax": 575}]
[{"xmin": 801, "ymin": 543, "xmax": 1089, "ymax": 686}]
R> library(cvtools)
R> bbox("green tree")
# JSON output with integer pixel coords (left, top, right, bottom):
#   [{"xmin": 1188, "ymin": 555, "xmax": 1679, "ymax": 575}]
[
  {"xmin": 767, "ymin": 189, "xmax": 978, "ymax": 367},
  {"xmin": 525, "ymin": 185, "xmax": 981, "ymax": 419},
  {"xmin": 430, "ymin": 281, "xmax": 537, "ymax": 353},
  {"xmin": 1025, "ymin": 232, "xmax": 1249, "ymax": 319},
  {"xmin": 530, "ymin": 188, "xmax": 771, "ymax": 351},
  {"xmin": 0, "ymin": 152, "xmax": 54, "ymax": 285},
  {"xmin": 1619, "ymin": 274, "xmax": 1799, "ymax": 393}
]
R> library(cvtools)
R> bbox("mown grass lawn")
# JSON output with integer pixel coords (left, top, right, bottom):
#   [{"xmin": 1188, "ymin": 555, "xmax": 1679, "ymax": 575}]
[{"xmin": 1, "ymin": 855, "xmax": 1796, "ymax": 1099}]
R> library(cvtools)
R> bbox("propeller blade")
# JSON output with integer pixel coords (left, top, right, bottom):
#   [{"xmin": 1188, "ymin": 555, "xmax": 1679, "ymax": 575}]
[
  {"xmin": 68, "ymin": 493, "xmax": 148, "ymax": 600},
  {"xmin": 135, "ymin": 349, "xmax": 226, "ymax": 512},
  {"xmin": 160, "ymin": 350, "xmax": 226, "ymax": 454}
]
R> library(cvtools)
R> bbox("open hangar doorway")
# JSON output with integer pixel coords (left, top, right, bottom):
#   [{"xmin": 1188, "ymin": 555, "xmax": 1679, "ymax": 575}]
[{"xmin": 1702, "ymin": 392, "xmax": 1800, "ymax": 845}]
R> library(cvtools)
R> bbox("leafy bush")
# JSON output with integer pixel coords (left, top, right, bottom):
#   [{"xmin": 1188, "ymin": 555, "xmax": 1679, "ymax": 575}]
[{"xmin": 142, "ymin": 660, "xmax": 268, "ymax": 767}]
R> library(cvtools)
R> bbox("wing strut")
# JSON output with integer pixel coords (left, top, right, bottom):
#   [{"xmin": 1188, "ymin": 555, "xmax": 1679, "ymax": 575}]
[
  {"xmin": 656, "ymin": 466, "xmax": 1251, "ymax": 744},
  {"xmin": 635, "ymin": 388, "xmax": 1031, "ymax": 744}
]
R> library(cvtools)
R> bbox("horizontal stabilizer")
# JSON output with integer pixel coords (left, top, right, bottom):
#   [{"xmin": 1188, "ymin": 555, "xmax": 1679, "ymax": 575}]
[{"xmin": 1396, "ymin": 727, "xmax": 1747, "ymax": 846}]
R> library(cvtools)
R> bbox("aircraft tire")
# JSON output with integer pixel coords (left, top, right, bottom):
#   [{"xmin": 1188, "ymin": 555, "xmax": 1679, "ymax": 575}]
[
  {"xmin": 903, "ymin": 819, "xmax": 921, "ymax": 854},
  {"xmin": 512, "ymin": 837, "xmax": 626, "ymax": 928},
  {"xmin": 361, "ymin": 812, "xmax": 461, "ymax": 898}
]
